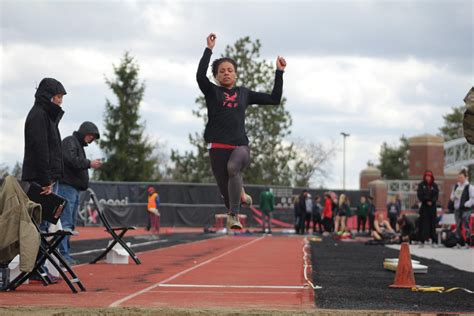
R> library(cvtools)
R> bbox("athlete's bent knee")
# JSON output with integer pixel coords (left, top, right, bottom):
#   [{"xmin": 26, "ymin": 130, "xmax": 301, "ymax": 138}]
[{"xmin": 227, "ymin": 161, "xmax": 240, "ymax": 177}]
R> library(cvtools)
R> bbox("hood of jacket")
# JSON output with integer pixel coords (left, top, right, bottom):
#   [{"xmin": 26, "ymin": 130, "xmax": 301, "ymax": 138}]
[
  {"xmin": 77, "ymin": 121, "xmax": 100, "ymax": 139},
  {"xmin": 34, "ymin": 78, "xmax": 66, "ymax": 122},
  {"xmin": 423, "ymin": 170, "xmax": 435, "ymax": 185}
]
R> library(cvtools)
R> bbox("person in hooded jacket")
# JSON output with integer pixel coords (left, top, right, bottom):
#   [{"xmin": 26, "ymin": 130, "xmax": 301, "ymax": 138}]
[
  {"xmin": 21, "ymin": 78, "xmax": 66, "ymax": 283},
  {"xmin": 22, "ymin": 78, "xmax": 66, "ymax": 195},
  {"xmin": 416, "ymin": 170, "xmax": 439, "ymax": 246},
  {"xmin": 57, "ymin": 122, "xmax": 102, "ymax": 264}
]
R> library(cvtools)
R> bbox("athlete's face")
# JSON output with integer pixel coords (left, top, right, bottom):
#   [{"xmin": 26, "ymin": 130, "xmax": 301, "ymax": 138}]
[{"xmin": 216, "ymin": 61, "xmax": 236, "ymax": 88}]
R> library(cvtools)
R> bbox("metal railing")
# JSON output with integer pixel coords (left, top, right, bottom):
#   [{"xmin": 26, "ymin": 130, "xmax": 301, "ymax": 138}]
[{"xmin": 444, "ymin": 138, "xmax": 474, "ymax": 172}]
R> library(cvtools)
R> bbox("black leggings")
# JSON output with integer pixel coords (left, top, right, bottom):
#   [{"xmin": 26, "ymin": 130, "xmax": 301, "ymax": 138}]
[
  {"xmin": 357, "ymin": 216, "xmax": 367, "ymax": 232},
  {"xmin": 209, "ymin": 146, "xmax": 250, "ymax": 213}
]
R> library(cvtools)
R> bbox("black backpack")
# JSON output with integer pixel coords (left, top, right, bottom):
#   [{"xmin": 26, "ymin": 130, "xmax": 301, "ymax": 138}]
[{"xmin": 443, "ymin": 230, "xmax": 458, "ymax": 248}]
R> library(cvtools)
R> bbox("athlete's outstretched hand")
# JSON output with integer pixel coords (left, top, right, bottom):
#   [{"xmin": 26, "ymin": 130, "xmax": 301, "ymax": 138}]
[
  {"xmin": 276, "ymin": 56, "xmax": 287, "ymax": 71},
  {"xmin": 207, "ymin": 33, "xmax": 217, "ymax": 50}
]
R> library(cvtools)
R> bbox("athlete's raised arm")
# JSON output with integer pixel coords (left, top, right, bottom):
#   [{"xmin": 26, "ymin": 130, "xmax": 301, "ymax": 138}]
[
  {"xmin": 196, "ymin": 33, "xmax": 217, "ymax": 95},
  {"xmin": 248, "ymin": 56, "xmax": 287, "ymax": 105}
]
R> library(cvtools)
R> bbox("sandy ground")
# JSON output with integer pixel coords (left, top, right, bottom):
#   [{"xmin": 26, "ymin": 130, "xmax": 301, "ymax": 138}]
[{"xmin": 0, "ymin": 306, "xmax": 460, "ymax": 316}]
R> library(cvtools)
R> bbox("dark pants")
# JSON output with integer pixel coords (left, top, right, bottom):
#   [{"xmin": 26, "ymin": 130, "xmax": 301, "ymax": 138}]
[
  {"xmin": 312, "ymin": 213, "xmax": 323, "ymax": 233},
  {"xmin": 304, "ymin": 213, "xmax": 312, "ymax": 233},
  {"xmin": 322, "ymin": 217, "xmax": 333, "ymax": 232},
  {"xmin": 297, "ymin": 212, "xmax": 306, "ymax": 234},
  {"xmin": 388, "ymin": 213, "xmax": 398, "ymax": 232},
  {"xmin": 368, "ymin": 214, "xmax": 375, "ymax": 233},
  {"xmin": 357, "ymin": 216, "xmax": 367, "ymax": 232},
  {"xmin": 262, "ymin": 209, "xmax": 273, "ymax": 233},
  {"xmin": 209, "ymin": 146, "xmax": 250, "ymax": 213},
  {"xmin": 418, "ymin": 205, "xmax": 437, "ymax": 243},
  {"xmin": 295, "ymin": 215, "xmax": 302, "ymax": 234}
]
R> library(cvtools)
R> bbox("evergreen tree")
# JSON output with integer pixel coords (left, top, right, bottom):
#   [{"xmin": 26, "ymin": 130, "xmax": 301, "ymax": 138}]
[
  {"xmin": 97, "ymin": 52, "xmax": 159, "ymax": 181},
  {"xmin": 377, "ymin": 136, "xmax": 409, "ymax": 180},
  {"xmin": 439, "ymin": 106, "xmax": 464, "ymax": 141}
]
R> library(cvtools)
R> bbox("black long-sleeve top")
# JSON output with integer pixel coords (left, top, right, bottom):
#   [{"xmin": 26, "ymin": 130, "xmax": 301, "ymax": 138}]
[
  {"xmin": 196, "ymin": 48, "xmax": 284, "ymax": 146},
  {"xmin": 417, "ymin": 181, "xmax": 439, "ymax": 206}
]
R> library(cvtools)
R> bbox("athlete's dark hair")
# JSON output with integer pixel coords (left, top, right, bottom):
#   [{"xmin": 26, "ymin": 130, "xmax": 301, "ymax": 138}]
[
  {"xmin": 211, "ymin": 57, "xmax": 238, "ymax": 77},
  {"xmin": 459, "ymin": 168, "xmax": 468, "ymax": 177}
]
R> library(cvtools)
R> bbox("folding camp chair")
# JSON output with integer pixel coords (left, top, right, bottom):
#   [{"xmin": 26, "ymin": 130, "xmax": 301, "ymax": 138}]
[
  {"xmin": 7, "ymin": 218, "xmax": 86, "ymax": 293},
  {"xmin": 86, "ymin": 189, "xmax": 141, "ymax": 265}
]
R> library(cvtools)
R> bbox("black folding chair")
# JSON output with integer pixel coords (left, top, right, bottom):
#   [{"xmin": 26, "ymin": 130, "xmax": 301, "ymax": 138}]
[
  {"xmin": 86, "ymin": 189, "xmax": 141, "ymax": 265},
  {"xmin": 7, "ymin": 221, "xmax": 86, "ymax": 293}
]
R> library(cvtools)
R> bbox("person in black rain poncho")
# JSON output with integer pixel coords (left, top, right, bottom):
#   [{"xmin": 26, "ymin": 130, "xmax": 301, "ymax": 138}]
[{"xmin": 416, "ymin": 170, "xmax": 439, "ymax": 246}]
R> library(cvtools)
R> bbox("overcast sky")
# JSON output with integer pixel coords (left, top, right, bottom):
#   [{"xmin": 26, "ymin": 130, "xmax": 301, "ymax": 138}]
[{"xmin": 1, "ymin": 0, "xmax": 472, "ymax": 189}]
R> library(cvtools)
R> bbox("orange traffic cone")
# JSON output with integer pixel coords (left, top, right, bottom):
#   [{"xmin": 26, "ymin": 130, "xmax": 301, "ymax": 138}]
[{"xmin": 389, "ymin": 242, "xmax": 416, "ymax": 289}]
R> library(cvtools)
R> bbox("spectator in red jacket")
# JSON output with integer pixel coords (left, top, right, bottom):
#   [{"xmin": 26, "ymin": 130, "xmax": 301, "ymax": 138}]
[{"xmin": 322, "ymin": 193, "xmax": 333, "ymax": 234}]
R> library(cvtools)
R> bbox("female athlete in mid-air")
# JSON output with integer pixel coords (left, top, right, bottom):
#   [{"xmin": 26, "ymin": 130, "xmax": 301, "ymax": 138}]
[{"xmin": 197, "ymin": 33, "xmax": 286, "ymax": 229}]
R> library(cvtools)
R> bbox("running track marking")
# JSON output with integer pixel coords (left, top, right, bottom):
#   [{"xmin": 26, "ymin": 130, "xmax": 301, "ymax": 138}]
[
  {"xmin": 109, "ymin": 236, "xmax": 264, "ymax": 307},
  {"xmin": 155, "ymin": 290, "xmax": 300, "ymax": 295},
  {"xmin": 157, "ymin": 284, "xmax": 306, "ymax": 289},
  {"xmin": 71, "ymin": 240, "xmax": 169, "ymax": 256}
]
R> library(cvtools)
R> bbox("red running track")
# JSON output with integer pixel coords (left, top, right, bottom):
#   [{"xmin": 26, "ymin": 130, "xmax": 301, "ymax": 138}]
[{"xmin": 0, "ymin": 236, "xmax": 314, "ymax": 311}]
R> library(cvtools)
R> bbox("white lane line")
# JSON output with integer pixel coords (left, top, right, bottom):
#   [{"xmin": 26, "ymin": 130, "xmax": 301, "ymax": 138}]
[
  {"xmin": 157, "ymin": 284, "xmax": 306, "ymax": 289},
  {"xmin": 154, "ymin": 290, "xmax": 301, "ymax": 294},
  {"xmin": 71, "ymin": 240, "xmax": 169, "ymax": 256},
  {"xmin": 109, "ymin": 236, "xmax": 264, "ymax": 307}
]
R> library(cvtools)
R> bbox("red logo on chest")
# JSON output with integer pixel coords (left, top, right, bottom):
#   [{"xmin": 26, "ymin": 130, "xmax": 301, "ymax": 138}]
[{"xmin": 223, "ymin": 92, "xmax": 238, "ymax": 108}]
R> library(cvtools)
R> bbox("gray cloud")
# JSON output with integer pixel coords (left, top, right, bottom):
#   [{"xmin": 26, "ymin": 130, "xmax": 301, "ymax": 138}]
[{"xmin": 2, "ymin": 0, "xmax": 472, "ymax": 63}]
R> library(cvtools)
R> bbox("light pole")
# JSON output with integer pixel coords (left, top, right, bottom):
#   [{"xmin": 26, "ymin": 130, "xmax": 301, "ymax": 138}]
[{"xmin": 341, "ymin": 132, "xmax": 350, "ymax": 190}]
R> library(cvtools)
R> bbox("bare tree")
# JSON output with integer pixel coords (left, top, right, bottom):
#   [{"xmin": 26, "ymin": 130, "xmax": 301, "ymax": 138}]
[{"xmin": 292, "ymin": 139, "xmax": 336, "ymax": 187}]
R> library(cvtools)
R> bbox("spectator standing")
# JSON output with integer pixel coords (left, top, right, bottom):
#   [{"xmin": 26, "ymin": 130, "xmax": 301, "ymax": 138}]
[
  {"xmin": 297, "ymin": 190, "xmax": 308, "ymax": 235},
  {"xmin": 147, "ymin": 186, "xmax": 161, "ymax": 233},
  {"xmin": 57, "ymin": 122, "xmax": 102, "ymax": 264},
  {"xmin": 304, "ymin": 193, "xmax": 313, "ymax": 234},
  {"xmin": 312, "ymin": 195, "xmax": 323, "ymax": 234},
  {"xmin": 395, "ymin": 194, "xmax": 402, "ymax": 214},
  {"xmin": 356, "ymin": 196, "xmax": 369, "ymax": 233},
  {"xmin": 21, "ymin": 78, "xmax": 66, "ymax": 283},
  {"xmin": 293, "ymin": 195, "xmax": 301, "ymax": 234},
  {"xmin": 387, "ymin": 196, "xmax": 401, "ymax": 232},
  {"xmin": 22, "ymin": 78, "xmax": 66, "ymax": 196},
  {"xmin": 416, "ymin": 170, "xmax": 439, "ymax": 246},
  {"xmin": 449, "ymin": 169, "xmax": 473, "ymax": 248},
  {"xmin": 335, "ymin": 194, "xmax": 349, "ymax": 233},
  {"xmin": 259, "ymin": 187, "xmax": 275, "ymax": 234},
  {"xmin": 322, "ymin": 193, "xmax": 333, "ymax": 234},
  {"xmin": 367, "ymin": 196, "xmax": 376, "ymax": 234},
  {"xmin": 331, "ymin": 193, "xmax": 338, "ymax": 233}
]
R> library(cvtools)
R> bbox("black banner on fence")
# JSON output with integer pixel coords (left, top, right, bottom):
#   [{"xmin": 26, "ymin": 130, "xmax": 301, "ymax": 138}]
[{"xmin": 77, "ymin": 181, "xmax": 368, "ymax": 228}]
